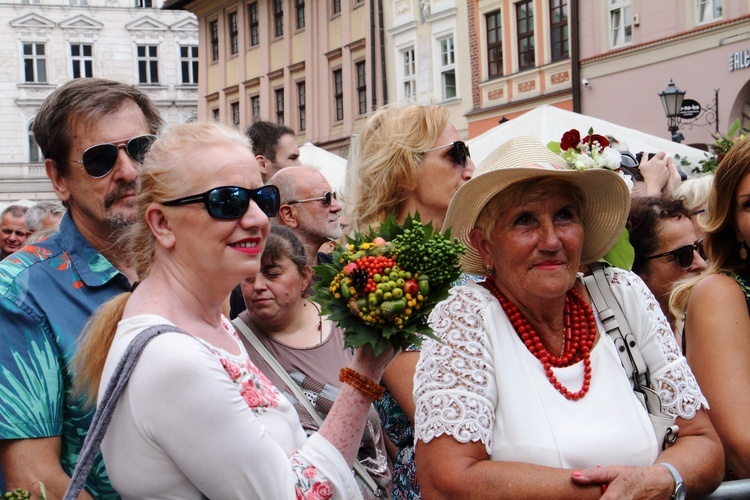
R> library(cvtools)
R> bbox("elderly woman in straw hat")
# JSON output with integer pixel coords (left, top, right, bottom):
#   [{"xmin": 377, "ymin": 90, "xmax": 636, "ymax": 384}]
[{"xmin": 412, "ymin": 137, "xmax": 723, "ymax": 498}]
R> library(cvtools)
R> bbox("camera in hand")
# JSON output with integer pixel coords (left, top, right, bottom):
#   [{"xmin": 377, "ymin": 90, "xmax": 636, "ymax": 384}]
[{"xmin": 619, "ymin": 151, "xmax": 647, "ymax": 182}]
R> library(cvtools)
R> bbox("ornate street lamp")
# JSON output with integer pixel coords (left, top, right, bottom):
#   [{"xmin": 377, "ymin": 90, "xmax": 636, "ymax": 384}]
[{"xmin": 658, "ymin": 80, "xmax": 686, "ymax": 143}]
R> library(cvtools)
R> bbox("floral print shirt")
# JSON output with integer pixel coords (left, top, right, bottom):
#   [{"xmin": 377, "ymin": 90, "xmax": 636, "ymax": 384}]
[
  {"xmin": 0, "ymin": 213, "xmax": 129, "ymax": 498},
  {"xmin": 98, "ymin": 314, "xmax": 361, "ymax": 499}
]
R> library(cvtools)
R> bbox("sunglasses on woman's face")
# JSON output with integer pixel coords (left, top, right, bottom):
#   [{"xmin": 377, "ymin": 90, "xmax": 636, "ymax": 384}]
[
  {"xmin": 422, "ymin": 141, "xmax": 472, "ymax": 168},
  {"xmin": 644, "ymin": 239, "xmax": 705, "ymax": 269},
  {"xmin": 288, "ymin": 191, "xmax": 337, "ymax": 206},
  {"xmin": 162, "ymin": 185, "xmax": 280, "ymax": 219},
  {"xmin": 56, "ymin": 134, "xmax": 157, "ymax": 178}
]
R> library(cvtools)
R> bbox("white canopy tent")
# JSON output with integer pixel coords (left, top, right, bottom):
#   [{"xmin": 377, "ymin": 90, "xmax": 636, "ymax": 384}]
[
  {"xmin": 299, "ymin": 142, "xmax": 347, "ymax": 193},
  {"xmin": 467, "ymin": 106, "xmax": 709, "ymax": 173}
]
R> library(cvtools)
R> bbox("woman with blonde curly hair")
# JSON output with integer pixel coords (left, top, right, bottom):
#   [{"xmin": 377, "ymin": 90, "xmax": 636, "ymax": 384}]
[
  {"xmin": 347, "ymin": 104, "xmax": 474, "ymax": 231},
  {"xmin": 671, "ymin": 136, "xmax": 750, "ymax": 478},
  {"xmin": 347, "ymin": 104, "xmax": 475, "ymax": 498}
]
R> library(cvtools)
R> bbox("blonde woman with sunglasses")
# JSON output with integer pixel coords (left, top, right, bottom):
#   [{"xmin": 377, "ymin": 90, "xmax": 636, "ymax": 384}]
[
  {"xmin": 71, "ymin": 122, "xmax": 396, "ymax": 498},
  {"xmin": 347, "ymin": 104, "xmax": 475, "ymax": 499}
]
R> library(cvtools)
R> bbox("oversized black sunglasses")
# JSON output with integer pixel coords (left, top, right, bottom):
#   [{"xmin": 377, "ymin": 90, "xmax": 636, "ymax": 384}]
[
  {"xmin": 422, "ymin": 141, "xmax": 472, "ymax": 167},
  {"xmin": 55, "ymin": 134, "xmax": 157, "ymax": 178},
  {"xmin": 644, "ymin": 239, "xmax": 705, "ymax": 269},
  {"xmin": 288, "ymin": 191, "xmax": 337, "ymax": 206},
  {"xmin": 162, "ymin": 185, "xmax": 280, "ymax": 219}
]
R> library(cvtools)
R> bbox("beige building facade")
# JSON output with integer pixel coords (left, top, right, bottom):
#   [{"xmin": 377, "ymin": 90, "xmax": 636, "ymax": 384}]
[{"xmin": 165, "ymin": 0, "xmax": 385, "ymax": 156}]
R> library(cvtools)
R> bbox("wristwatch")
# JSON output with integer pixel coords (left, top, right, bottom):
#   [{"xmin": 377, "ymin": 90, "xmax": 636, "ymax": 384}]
[{"xmin": 657, "ymin": 462, "xmax": 686, "ymax": 500}]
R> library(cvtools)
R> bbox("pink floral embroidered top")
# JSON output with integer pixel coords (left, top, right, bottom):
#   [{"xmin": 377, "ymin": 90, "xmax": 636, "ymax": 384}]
[{"xmin": 98, "ymin": 314, "xmax": 362, "ymax": 499}]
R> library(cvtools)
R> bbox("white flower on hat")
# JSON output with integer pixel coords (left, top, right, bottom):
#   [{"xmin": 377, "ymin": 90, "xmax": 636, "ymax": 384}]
[{"xmin": 600, "ymin": 148, "xmax": 623, "ymax": 170}]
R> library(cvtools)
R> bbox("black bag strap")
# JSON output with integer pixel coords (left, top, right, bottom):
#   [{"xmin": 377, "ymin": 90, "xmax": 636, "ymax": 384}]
[{"xmin": 65, "ymin": 324, "xmax": 190, "ymax": 499}]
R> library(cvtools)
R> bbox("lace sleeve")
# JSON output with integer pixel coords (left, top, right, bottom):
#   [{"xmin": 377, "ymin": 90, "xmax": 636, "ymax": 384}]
[
  {"xmin": 606, "ymin": 268, "xmax": 708, "ymax": 419},
  {"xmin": 414, "ymin": 286, "xmax": 496, "ymax": 455}
]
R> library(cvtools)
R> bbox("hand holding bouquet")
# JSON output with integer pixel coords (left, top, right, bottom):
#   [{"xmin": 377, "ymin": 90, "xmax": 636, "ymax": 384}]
[{"xmin": 312, "ymin": 213, "xmax": 466, "ymax": 355}]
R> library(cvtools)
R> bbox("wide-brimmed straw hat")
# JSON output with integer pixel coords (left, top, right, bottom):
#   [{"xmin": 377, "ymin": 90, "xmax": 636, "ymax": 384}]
[{"xmin": 442, "ymin": 136, "xmax": 631, "ymax": 274}]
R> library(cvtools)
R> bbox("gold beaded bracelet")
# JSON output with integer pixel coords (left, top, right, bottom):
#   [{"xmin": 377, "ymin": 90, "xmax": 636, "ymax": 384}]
[{"xmin": 339, "ymin": 368, "xmax": 386, "ymax": 401}]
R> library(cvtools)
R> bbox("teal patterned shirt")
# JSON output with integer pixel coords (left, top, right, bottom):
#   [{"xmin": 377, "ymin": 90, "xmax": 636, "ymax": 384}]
[{"xmin": 0, "ymin": 213, "xmax": 129, "ymax": 498}]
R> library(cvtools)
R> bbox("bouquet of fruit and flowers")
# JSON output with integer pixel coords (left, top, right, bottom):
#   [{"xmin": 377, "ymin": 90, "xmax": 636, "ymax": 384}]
[{"xmin": 312, "ymin": 213, "xmax": 466, "ymax": 355}]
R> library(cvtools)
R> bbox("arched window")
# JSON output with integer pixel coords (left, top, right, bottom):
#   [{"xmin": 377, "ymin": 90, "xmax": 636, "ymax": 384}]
[
  {"xmin": 28, "ymin": 121, "xmax": 42, "ymax": 163},
  {"xmin": 742, "ymin": 100, "xmax": 750, "ymax": 133}
]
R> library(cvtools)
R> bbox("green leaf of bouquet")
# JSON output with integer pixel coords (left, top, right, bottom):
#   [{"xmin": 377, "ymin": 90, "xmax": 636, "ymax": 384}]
[
  {"xmin": 600, "ymin": 227, "xmax": 634, "ymax": 271},
  {"xmin": 546, "ymin": 141, "xmax": 562, "ymax": 155}
]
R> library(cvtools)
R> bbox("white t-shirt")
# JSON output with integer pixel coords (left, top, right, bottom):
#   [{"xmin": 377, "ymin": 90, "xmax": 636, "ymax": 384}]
[
  {"xmin": 414, "ymin": 267, "xmax": 707, "ymax": 469},
  {"xmin": 99, "ymin": 314, "xmax": 362, "ymax": 499}
]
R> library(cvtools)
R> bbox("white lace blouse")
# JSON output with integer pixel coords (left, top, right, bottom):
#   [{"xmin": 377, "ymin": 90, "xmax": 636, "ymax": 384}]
[{"xmin": 414, "ymin": 267, "xmax": 707, "ymax": 469}]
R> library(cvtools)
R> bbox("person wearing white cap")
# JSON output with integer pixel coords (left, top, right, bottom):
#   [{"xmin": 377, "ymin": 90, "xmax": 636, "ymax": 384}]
[{"xmin": 412, "ymin": 136, "xmax": 723, "ymax": 498}]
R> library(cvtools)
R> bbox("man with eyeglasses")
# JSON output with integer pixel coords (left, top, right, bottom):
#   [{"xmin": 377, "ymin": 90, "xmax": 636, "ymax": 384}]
[
  {"xmin": 0, "ymin": 78, "xmax": 162, "ymax": 498},
  {"xmin": 0, "ymin": 205, "xmax": 29, "ymax": 259},
  {"xmin": 269, "ymin": 166, "xmax": 343, "ymax": 267}
]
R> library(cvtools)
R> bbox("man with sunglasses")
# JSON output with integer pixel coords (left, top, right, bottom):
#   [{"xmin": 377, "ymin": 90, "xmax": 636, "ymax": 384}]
[
  {"xmin": 269, "ymin": 166, "xmax": 343, "ymax": 267},
  {"xmin": 248, "ymin": 121, "xmax": 302, "ymax": 182},
  {"xmin": 0, "ymin": 205, "xmax": 30, "ymax": 259},
  {"xmin": 628, "ymin": 197, "xmax": 707, "ymax": 337},
  {"xmin": 0, "ymin": 78, "xmax": 162, "ymax": 498}
]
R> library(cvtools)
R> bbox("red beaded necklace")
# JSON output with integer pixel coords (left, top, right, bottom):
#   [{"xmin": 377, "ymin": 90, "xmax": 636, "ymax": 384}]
[{"xmin": 485, "ymin": 279, "xmax": 597, "ymax": 400}]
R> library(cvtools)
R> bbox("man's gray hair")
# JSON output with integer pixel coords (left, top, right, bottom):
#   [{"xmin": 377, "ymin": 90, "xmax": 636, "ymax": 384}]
[
  {"xmin": 25, "ymin": 201, "xmax": 66, "ymax": 232},
  {"xmin": 1, "ymin": 204, "xmax": 28, "ymax": 220}
]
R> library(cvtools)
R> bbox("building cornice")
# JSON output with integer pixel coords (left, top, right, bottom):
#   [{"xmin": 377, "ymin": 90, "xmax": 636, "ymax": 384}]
[{"xmin": 581, "ymin": 14, "xmax": 750, "ymax": 64}]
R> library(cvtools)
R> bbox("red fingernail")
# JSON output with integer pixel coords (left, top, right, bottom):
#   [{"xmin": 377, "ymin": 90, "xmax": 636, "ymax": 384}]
[{"xmin": 572, "ymin": 471, "xmax": 582, "ymax": 477}]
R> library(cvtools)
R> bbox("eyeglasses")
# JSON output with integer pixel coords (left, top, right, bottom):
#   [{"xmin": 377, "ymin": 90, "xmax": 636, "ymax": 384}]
[
  {"xmin": 644, "ymin": 239, "xmax": 706, "ymax": 269},
  {"xmin": 55, "ymin": 134, "xmax": 157, "ymax": 178},
  {"xmin": 162, "ymin": 185, "xmax": 280, "ymax": 219},
  {"xmin": 422, "ymin": 141, "xmax": 472, "ymax": 168},
  {"xmin": 288, "ymin": 191, "xmax": 337, "ymax": 206}
]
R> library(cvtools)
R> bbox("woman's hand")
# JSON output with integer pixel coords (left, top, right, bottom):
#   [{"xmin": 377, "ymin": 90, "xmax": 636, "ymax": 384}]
[
  {"xmin": 350, "ymin": 341, "xmax": 398, "ymax": 382},
  {"xmin": 571, "ymin": 464, "xmax": 674, "ymax": 499}
]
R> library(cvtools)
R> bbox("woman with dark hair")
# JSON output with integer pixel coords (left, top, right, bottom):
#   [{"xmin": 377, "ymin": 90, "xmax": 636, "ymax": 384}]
[
  {"xmin": 671, "ymin": 136, "xmax": 750, "ymax": 478},
  {"xmin": 235, "ymin": 225, "xmax": 392, "ymax": 499},
  {"xmin": 627, "ymin": 196, "xmax": 707, "ymax": 338}
]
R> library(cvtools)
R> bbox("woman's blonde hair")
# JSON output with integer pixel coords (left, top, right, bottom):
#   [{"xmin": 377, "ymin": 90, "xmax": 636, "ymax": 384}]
[
  {"xmin": 671, "ymin": 136, "xmax": 750, "ymax": 317},
  {"xmin": 673, "ymin": 174, "xmax": 714, "ymax": 213},
  {"xmin": 74, "ymin": 122, "xmax": 252, "ymax": 405},
  {"xmin": 346, "ymin": 104, "xmax": 450, "ymax": 230}
]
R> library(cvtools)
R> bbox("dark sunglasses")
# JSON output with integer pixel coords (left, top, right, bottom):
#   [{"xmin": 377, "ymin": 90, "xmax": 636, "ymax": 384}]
[
  {"xmin": 55, "ymin": 134, "xmax": 157, "ymax": 178},
  {"xmin": 162, "ymin": 185, "xmax": 280, "ymax": 219},
  {"xmin": 644, "ymin": 239, "xmax": 705, "ymax": 269},
  {"xmin": 423, "ymin": 141, "xmax": 472, "ymax": 167},
  {"xmin": 288, "ymin": 191, "xmax": 337, "ymax": 206}
]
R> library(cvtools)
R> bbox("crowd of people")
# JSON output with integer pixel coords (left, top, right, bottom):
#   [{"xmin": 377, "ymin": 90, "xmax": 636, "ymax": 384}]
[{"xmin": 0, "ymin": 76, "xmax": 746, "ymax": 499}]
